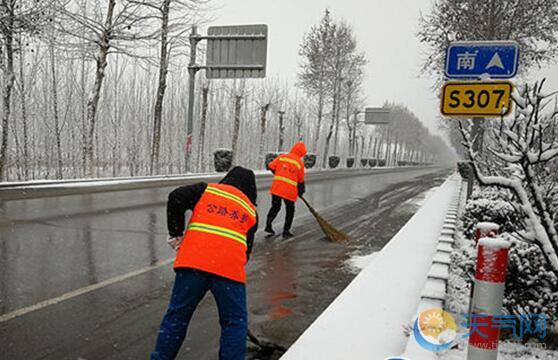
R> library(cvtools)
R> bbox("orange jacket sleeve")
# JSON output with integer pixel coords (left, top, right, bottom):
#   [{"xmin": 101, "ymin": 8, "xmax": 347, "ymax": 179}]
[
  {"xmin": 268, "ymin": 155, "xmax": 279, "ymax": 172},
  {"xmin": 298, "ymin": 162, "xmax": 305, "ymax": 182}
]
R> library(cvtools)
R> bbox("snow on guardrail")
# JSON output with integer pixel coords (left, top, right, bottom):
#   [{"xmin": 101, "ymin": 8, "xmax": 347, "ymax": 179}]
[{"xmin": 0, "ymin": 166, "xmax": 433, "ymax": 201}]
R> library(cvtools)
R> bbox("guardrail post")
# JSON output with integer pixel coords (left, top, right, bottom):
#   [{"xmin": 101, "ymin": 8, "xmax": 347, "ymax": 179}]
[{"xmin": 467, "ymin": 235, "xmax": 510, "ymax": 360}]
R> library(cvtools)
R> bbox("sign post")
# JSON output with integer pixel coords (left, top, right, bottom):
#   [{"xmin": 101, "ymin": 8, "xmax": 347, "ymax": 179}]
[{"xmin": 184, "ymin": 24, "xmax": 268, "ymax": 172}]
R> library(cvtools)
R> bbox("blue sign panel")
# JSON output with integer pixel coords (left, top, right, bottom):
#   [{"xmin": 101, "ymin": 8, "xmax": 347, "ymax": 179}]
[{"xmin": 445, "ymin": 41, "xmax": 519, "ymax": 79}]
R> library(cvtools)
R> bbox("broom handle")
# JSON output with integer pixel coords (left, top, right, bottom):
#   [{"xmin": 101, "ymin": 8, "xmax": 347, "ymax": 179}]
[{"xmin": 300, "ymin": 196, "xmax": 316, "ymax": 214}]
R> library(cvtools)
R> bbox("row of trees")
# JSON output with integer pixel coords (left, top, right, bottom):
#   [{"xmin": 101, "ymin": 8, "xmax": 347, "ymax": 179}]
[{"xmin": 0, "ymin": 3, "xmax": 452, "ymax": 182}]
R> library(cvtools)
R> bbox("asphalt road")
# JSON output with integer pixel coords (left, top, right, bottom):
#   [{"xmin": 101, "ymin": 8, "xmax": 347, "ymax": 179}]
[{"xmin": 0, "ymin": 167, "xmax": 451, "ymax": 359}]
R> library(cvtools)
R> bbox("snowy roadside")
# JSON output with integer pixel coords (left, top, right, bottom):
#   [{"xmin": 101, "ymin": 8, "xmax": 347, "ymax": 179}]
[
  {"xmin": 439, "ymin": 195, "xmax": 558, "ymax": 360},
  {"xmin": 280, "ymin": 174, "xmax": 460, "ymax": 359}
]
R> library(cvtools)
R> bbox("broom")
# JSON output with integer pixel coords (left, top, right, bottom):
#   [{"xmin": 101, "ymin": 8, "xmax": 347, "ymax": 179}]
[{"xmin": 300, "ymin": 196, "xmax": 350, "ymax": 242}]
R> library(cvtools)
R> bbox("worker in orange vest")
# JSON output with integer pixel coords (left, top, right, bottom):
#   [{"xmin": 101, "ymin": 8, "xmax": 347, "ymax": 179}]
[
  {"xmin": 265, "ymin": 141, "xmax": 307, "ymax": 238},
  {"xmin": 151, "ymin": 166, "xmax": 258, "ymax": 360}
]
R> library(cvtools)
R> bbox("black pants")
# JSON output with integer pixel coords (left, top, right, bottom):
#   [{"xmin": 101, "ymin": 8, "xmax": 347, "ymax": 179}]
[{"xmin": 266, "ymin": 195, "xmax": 295, "ymax": 233}]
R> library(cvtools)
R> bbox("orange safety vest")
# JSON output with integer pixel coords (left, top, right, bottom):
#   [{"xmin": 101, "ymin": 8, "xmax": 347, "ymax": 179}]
[
  {"xmin": 174, "ymin": 183, "xmax": 257, "ymax": 283},
  {"xmin": 269, "ymin": 154, "xmax": 305, "ymax": 202}
]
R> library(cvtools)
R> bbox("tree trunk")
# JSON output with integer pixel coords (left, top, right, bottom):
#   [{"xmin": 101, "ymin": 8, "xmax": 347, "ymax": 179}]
[
  {"xmin": 50, "ymin": 37, "xmax": 63, "ymax": 179},
  {"xmin": 0, "ymin": 6, "xmax": 15, "ymax": 181},
  {"xmin": 150, "ymin": 0, "xmax": 171, "ymax": 175},
  {"xmin": 197, "ymin": 84, "xmax": 209, "ymax": 171},
  {"xmin": 313, "ymin": 91, "xmax": 324, "ymax": 153},
  {"xmin": 231, "ymin": 94, "xmax": 242, "ymax": 165},
  {"xmin": 392, "ymin": 139, "xmax": 399, "ymax": 166},
  {"xmin": 278, "ymin": 110, "xmax": 285, "ymax": 152},
  {"xmin": 323, "ymin": 79, "xmax": 341, "ymax": 168},
  {"xmin": 85, "ymin": 0, "xmax": 115, "ymax": 177},
  {"xmin": 372, "ymin": 136, "xmax": 378, "ymax": 159},
  {"xmin": 295, "ymin": 112, "xmax": 303, "ymax": 141},
  {"xmin": 258, "ymin": 103, "xmax": 270, "ymax": 168},
  {"xmin": 18, "ymin": 36, "xmax": 29, "ymax": 180}
]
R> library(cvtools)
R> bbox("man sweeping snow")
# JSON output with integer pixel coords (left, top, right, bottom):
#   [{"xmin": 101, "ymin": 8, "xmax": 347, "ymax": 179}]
[{"xmin": 265, "ymin": 141, "xmax": 307, "ymax": 238}]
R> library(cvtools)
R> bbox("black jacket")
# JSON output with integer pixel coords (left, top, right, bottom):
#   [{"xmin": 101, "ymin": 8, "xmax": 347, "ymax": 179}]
[{"xmin": 167, "ymin": 166, "xmax": 259, "ymax": 259}]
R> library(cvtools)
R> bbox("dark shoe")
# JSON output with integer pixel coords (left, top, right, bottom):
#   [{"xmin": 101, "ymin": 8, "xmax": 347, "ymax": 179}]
[
  {"xmin": 282, "ymin": 231, "xmax": 294, "ymax": 238},
  {"xmin": 265, "ymin": 225, "xmax": 275, "ymax": 235}
]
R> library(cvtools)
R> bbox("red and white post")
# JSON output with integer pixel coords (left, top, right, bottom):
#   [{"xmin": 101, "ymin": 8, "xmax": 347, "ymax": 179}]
[
  {"xmin": 475, "ymin": 222, "xmax": 501, "ymax": 243},
  {"xmin": 467, "ymin": 235, "xmax": 510, "ymax": 360}
]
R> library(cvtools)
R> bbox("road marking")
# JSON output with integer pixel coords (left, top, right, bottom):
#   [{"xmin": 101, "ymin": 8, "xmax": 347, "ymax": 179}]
[{"xmin": 0, "ymin": 258, "xmax": 174, "ymax": 323}]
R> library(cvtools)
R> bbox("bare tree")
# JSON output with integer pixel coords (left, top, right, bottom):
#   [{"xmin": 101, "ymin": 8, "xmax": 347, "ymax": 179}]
[
  {"xmin": 0, "ymin": 0, "xmax": 47, "ymax": 180},
  {"xmin": 321, "ymin": 20, "xmax": 366, "ymax": 167},
  {"xmin": 57, "ymin": 0, "xmax": 153, "ymax": 176},
  {"xmin": 298, "ymin": 9, "xmax": 335, "ymax": 154},
  {"xmin": 459, "ymin": 80, "xmax": 558, "ymax": 273},
  {"xmin": 140, "ymin": 0, "xmax": 209, "ymax": 174}
]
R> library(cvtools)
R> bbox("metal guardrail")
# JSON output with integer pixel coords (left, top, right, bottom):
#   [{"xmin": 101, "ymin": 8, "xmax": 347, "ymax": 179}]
[{"xmin": 0, "ymin": 167, "xmax": 434, "ymax": 202}]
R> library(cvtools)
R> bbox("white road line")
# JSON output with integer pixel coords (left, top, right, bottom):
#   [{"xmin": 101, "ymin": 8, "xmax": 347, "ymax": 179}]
[{"xmin": 0, "ymin": 258, "xmax": 174, "ymax": 323}]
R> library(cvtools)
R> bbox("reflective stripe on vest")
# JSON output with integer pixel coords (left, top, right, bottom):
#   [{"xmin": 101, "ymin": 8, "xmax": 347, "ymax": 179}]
[
  {"xmin": 274, "ymin": 175, "xmax": 297, "ymax": 186},
  {"xmin": 205, "ymin": 185, "xmax": 256, "ymax": 217},
  {"xmin": 188, "ymin": 222, "xmax": 247, "ymax": 247},
  {"xmin": 279, "ymin": 157, "xmax": 301, "ymax": 170}
]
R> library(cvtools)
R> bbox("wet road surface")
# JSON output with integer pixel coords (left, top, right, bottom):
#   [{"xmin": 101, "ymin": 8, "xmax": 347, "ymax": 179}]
[{"xmin": 0, "ymin": 167, "xmax": 451, "ymax": 359}]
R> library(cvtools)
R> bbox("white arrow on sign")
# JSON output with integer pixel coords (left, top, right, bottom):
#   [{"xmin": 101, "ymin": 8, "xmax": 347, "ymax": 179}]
[{"xmin": 486, "ymin": 52, "xmax": 505, "ymax": 70}]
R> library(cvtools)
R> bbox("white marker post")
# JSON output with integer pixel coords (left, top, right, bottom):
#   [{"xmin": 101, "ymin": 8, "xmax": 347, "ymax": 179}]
[{"xmin": 467, "ymin": 235, "xmax": 510, "ymax": 360}]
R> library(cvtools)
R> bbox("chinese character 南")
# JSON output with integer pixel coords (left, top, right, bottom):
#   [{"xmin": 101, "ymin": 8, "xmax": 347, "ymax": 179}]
[{"xmin": 456, "ymin": 51, "xmax": 478, "ymax": 70}]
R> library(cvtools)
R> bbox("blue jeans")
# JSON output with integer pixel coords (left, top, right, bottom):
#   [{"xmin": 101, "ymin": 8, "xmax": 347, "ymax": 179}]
[{"xmin": 151, "ymin": 268, "xmax": 247, "ymax": 360}]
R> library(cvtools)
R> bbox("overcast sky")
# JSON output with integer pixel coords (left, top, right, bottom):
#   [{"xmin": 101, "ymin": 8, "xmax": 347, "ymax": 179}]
[{"xmin": 211, "ymin": 0, "xmax": 558, "ymax": 137}]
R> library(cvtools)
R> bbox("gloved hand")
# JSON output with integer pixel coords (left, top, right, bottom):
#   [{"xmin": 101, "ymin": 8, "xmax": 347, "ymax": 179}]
[
  {"xmin": 167, "ymin": 236, "xmax": 183, "ymax": 252},
  {"xmin": 297, "ymin": 182, "xmax": 306, "ymax": 196}
]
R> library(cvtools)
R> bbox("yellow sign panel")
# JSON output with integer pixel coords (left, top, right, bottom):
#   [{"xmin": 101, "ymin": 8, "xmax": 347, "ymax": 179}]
[{"xmin": 441, "ymin": 81, "xmax": 513, "ymax": 117}]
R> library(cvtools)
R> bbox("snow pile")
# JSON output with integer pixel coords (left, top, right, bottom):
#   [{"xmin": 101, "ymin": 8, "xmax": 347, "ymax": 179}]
[
  {"xmin": 476, "ymin": 221, "xmax": 501, "ymax": 233},
  {"xmin": 344, "ymin": 252, "xmax": 378, "ymax": 273},
  {"xmin": 280, "ymin": 175, "xmax": 460, "ymax": 360},
  {"xmin": 478, "ymin": 235, "xmax": 511, "ymax": 250}
]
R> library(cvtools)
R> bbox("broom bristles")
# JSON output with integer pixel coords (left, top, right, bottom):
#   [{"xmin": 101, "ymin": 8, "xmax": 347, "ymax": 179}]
[{"xmin": 301, "ymin": 197, "xmax": 350, "ymax": 242}]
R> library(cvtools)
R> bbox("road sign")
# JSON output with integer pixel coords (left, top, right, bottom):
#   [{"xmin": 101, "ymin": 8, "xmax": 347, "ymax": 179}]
[
  {"xmin": 364, "ymin": 107, "xmax": 390, "ymax": 124},
  {"xmin": 206, "ymin": 24, "xmax": 268, "ymax": 79},
  {"xmin": 445, "ymin": 41, "xmax": 519, "ymax": 79},
  {"xmin": 441, "ymin": 81, "xmax": 513, "ymax": 117}
]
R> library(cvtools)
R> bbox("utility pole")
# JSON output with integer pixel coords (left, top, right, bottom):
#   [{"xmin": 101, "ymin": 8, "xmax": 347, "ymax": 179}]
[{"xmin": 185, "ymin": 25, "xmax": 199, "ymax": 173}]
